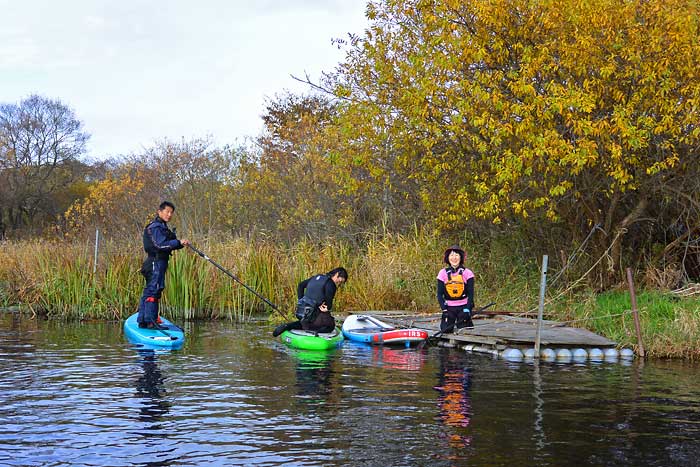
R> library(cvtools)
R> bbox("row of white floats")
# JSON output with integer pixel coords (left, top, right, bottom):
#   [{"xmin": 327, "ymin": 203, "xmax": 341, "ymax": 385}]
[{"xmin": 446, "ymin": 342, "xmax": 635, "ymax": 363}]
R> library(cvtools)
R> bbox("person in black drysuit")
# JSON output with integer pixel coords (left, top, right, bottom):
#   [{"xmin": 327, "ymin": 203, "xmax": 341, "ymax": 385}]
[
  {"xmin": 136, "ymin": 201, "xmax": 190, "ymax": 328},
  {"xmin": 272, "ymin": 267, "xmax": 348, "ymax": 336}
]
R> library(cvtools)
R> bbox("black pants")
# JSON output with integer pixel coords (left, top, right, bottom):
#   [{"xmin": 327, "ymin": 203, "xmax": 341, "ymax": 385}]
[
  {"xmin": 137, "ymin": 257, "xmax": 168, "ymax": 325},
  {"xmin": 302, "ymin": 311, "xmax": 336, "ymax": 333},
  {"xmin": 440, "ymin": 305, "xmax": 473, "ymax": 332}
]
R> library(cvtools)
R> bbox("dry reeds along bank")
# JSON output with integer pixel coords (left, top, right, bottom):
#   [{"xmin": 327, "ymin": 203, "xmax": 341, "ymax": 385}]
[{"xmin": 1, "ymin": 233, "xmax": 699, "ymax": 359}]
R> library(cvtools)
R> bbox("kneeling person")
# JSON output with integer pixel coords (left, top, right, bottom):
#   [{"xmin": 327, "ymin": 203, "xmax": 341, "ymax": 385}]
[{"xmin": 273, "ymin": 267, "xmax": 348, "ymax": 336}]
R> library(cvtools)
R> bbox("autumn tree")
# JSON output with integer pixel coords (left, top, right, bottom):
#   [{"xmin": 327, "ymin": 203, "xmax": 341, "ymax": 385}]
[
  {"xmin": 63, "ymin": 166, "xmax": 152, "ymax": 239},
  {"xmin": 233, "ymin": 93, "xmax": 349, "ymax": 242},
  {"xmin": 138, "ymin": 138, "xmax": 240, "ymax": 238},
  {"xmin": 0, "ymin": 95, "xmax": 89, "ymax": 236},
  {"xmin": 65, "ymin": 138, "xmax": 242, "ymax": 241},
  {"xmin": 321, "ymin": 0, "xmax": 700, "ymax": 286}
]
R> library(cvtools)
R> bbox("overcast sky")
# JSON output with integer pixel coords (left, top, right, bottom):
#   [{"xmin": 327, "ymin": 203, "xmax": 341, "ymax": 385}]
[{"xmin": 0, "ymin": 1, "xmax": 368, "ymax": 159}]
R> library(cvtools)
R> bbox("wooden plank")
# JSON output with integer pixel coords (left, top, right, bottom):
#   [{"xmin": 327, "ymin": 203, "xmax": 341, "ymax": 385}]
[
  {"xmin": 463, "ymin": 319, "xmax": 615, "ymax": 346},
  {"xmin": 348, "ymin": 311, "xmax": 617, "ymax": 348},
  {"xmin": 442, "ymin": 333, "xmax": 506, "ymax": 346}
]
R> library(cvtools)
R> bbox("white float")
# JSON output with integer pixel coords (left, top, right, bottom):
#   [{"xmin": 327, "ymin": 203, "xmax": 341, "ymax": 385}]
[
  {"xmin": 555, "ymin": 348, "xmax": 573, "ymax": 362},
  {"xmin": 540, "ymin": 348, "xmax": 556, "ymax": 361},
  {"xmin": 604, "ymin": 348, "xmax": 619, "ymax": 360},
  {"xmin": 588, "ymin": 348, "xmax": 604, "ymax": 361},
  {"xmin": 572, "ymin": 348, "xmax": 588, "ymax": 361},
  {"xmin": 619, "ymin": 348, "xmax": 635, "ymax": 359},
  {"xmin": 502, "ymin": 348, "xmax": 524, "ymax": 361}
]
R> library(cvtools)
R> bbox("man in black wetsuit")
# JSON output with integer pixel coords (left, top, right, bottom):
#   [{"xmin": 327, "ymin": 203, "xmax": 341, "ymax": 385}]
[
  {"xmin": 273, "ymin": 267, "xmax": 348, "ymax": 336},
  {"xmin": 136, "ymin": 201, "xmax": 190, "ymax": 328}
]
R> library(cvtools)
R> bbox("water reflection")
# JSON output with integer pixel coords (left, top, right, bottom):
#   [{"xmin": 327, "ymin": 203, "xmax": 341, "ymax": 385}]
[
  {"xmin": 293, "ymin": 350, "xmax": 336, "ymax": 403},
  {"xmin": 342, "ymin": 341, "xmax": 427, "ymax": 372},
  {"xmin": 434, "ymin": 350, "xmax": 473, "ymax": 450},
  {"xmin": 371, "ymin": 345, "xmax": 426, "ymax": 371},
  {"xmin": 532, "ymin": 360, "xmax": 546, "ymax": 452},
  {"xmin": 2, "ymin": 317, "xmax": 700, "ymax": 467},
  {"xmin": 134, "ymin": 349, "xmax": 171, "ymax": 427}
]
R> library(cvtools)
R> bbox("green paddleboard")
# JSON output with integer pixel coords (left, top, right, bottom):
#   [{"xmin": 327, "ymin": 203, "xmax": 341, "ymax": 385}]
[{"xmin": 280, "ymin": 327, "xmax": 344, "ymax": 350}]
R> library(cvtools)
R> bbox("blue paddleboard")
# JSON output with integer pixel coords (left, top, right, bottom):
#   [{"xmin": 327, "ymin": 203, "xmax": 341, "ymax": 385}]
[{"xmin": 123, "ymin": 312, "xmax": 185, "ymax": 349}]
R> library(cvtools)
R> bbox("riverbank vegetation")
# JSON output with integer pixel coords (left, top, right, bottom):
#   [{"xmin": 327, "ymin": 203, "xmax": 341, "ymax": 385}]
[
  {"xmin": 1, "ymin": 0, "xmax": 699, "ymax": 358},
  {"xmin": 1, "ymin": 234, "xmax": 699, "ymax": 359}
]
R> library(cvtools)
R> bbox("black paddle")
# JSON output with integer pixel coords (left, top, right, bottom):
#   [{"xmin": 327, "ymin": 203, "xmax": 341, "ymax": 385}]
[
  {"xmin": 149, "ymin": 323, "xmax": 177, "ymax": 340},
  {"xmin": 187, "ymin": 244, "xmax": 292, "ymax": 320},
  {"xmin": 418, "ymin": 302, "xmax": 496, "ymax": 349},
  {"xmin": 145, "ymin": 318, "xmax": 178, "ymax": 340}
]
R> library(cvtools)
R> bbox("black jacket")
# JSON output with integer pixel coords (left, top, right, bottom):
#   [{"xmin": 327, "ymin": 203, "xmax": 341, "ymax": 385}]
[
  {"xmin": 143, "ymin": 216, "xmax": 183, "ymax": 260},
  {"xmin": 297, "ymin": 274, "xmax": 337, "ymax": 311}
]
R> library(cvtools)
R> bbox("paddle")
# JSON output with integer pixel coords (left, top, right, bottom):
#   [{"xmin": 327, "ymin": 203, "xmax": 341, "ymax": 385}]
[
  {"xmin": 144, "ymin": 317, "xmax": 180, "ymax": 340},
  {"xmin": 147, "ymin": 320, "xmax": 177, "ymax": 340},
  {"xmin": 357, "ymin": 314, "xmax": 395, "ymax": 330},
  {"xmin": 187, "ymin": 244, "xmax": 292, "ymax": 320},
  {"xmin": 418, "ymin": 302, "xmax": 496, "ymax": 350}
]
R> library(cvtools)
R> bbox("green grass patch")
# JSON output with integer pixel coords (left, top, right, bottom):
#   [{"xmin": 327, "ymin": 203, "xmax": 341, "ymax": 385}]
[{"xmin": 554, "ymin": 290, "xmax": 700, "ymax": 360}]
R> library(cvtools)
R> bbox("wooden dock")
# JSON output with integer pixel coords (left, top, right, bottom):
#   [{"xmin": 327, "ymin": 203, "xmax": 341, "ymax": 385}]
[{"xmin": 349, "ymin": 310, "xmax": 618, "ymax": 357}]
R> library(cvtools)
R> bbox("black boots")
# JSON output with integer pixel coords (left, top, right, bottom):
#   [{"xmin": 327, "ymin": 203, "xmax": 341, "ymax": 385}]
[
  {"xmin": 272, "ymin": 322, "xmax": 291, "ymax": 337},
  {"xmin": 456, "ymin": 309, "xmax": 474, "ymax": 329}
]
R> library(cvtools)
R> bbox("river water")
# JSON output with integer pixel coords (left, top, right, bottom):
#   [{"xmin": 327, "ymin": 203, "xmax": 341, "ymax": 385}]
[{"xmin": 1, "ymin": 313, "xmax": 699, "ymax": 466}]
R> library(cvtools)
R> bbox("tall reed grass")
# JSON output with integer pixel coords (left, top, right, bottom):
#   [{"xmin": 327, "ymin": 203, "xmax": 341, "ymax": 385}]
[
  {"xmin": 1, "ymin": 233, "xmax": 699, "ymax": 359},
  {"xmin": 1, "ymin": 232, "xmax": 526, "ymax": 320}
]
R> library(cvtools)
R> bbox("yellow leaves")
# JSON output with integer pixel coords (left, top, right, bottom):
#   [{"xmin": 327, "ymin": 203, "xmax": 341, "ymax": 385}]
[
  {"xmin": 646, "ymin": 154, "xmax": 679, "ymax": 175},
  {"xmin": 512, "ymin": 200, "xmax": 528, "ymax": 218},
  {"xmin": 366, "ymin": 2, "xmax": 377, "ymax": 20},
  {"xmin": 335, "ymin": 85, "xmax": 352, "ymax": 99},
  {"xmin": 64, "ymin": 171, "xmax": 149, "ymax": 236},
  {"xmin": 545, "ymin": 206, "xmax": 559, "ymax": 222},
  {"xmin": 325, "ymin": 0, "xmax": 700, "ymax": 233},
  {"xmin": 549, "ymin": 181, "xmax": 572, "ymax": 197},
  {"xmin": 612, "ymin": 89, "xmax": 626, "ymax": 103},
  {"xmin": 608, "ymin": 142, "xmax": 623, "ymax": 162}
]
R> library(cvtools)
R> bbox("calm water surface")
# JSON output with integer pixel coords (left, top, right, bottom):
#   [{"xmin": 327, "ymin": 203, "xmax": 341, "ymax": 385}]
[{"xmin": 1, "ymin": 313, "xmax": 699, "ymax": 466}]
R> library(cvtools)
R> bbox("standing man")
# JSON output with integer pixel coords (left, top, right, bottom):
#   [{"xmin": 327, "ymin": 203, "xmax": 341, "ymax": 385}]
[{"xmin": 137, "ymin": 201, "xmax": 190, "ymax": 328}]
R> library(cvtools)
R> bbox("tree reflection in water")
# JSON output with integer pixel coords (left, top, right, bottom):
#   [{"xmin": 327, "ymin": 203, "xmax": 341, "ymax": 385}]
[{"xmin": 434, "ymin": 351, "xmax": 472, "ymax": 449}]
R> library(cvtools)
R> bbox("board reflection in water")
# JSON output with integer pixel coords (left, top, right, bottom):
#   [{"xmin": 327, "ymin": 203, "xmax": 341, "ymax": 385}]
[{"xmin": 293, "ymin": 349, "xmax": 338, "ymax": 404}]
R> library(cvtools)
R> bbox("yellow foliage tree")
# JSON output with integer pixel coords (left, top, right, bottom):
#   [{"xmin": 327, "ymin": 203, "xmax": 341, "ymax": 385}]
[
  {"xmin": 323, "ymin": 0, "xmax": 700, "ymax": 284},
  {"xmin": 64, "ymin": 169, "xmax": 152, "ymax": 239},
  {"xmin": 234, "ymin": 93, "xmax": 351, "ymax": 241}
]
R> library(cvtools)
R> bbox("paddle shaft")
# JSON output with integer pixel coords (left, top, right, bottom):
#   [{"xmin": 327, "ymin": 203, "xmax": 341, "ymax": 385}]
[
  {"xmin": 359, "ymin": 315, "xmax": 394, "ymax": 330},
  {"xmin": 144, "ymin": 317, "xmax": 179, "ymax": 340},
  {"xmin": 187, "ymin": 244, "xmax": 290, "ymax": 319}
]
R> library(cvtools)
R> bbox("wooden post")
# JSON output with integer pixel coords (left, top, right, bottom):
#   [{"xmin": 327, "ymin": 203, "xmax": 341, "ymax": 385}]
[
  {"xmin": 534, "ymin": 255, "xmax": 548, "ymax": 358},
  {"xmin": 93, "ymin": 228, "xmax": 100, "ymax": 274},
  {"xmin": 626, "ymin": 267, "xmax": 645, "ymax": 358}
]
